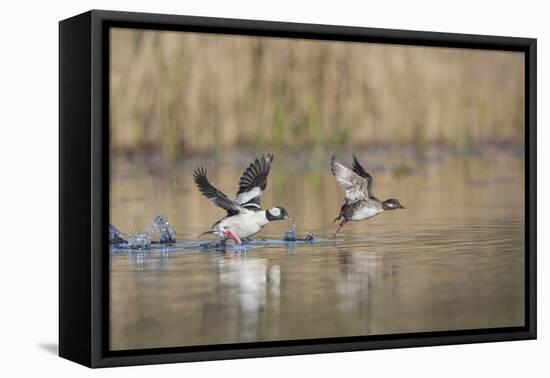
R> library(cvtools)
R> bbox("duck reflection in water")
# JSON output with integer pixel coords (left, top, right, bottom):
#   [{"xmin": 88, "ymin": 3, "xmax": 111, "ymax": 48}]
[{"xmin": 211, "ymin": 256, "xmax": 281, "ymax": 342}]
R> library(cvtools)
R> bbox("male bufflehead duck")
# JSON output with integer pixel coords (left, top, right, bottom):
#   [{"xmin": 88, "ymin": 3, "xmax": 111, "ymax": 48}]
[
  {"xmin": 193, "ymin": 154, "xmax": 291, "ymax": 244},
  {"xmin": 331, "ymin": 154, "xmax": 404, "ymax": 236}
]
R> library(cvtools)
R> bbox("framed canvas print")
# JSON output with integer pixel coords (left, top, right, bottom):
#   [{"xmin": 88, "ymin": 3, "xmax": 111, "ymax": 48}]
[{"xmin": 59, "ymin": 10, "xmax": 536, "ymax": 368}]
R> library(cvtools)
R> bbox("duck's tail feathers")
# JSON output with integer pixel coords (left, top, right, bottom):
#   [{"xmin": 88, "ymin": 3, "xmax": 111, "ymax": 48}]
[{"xmin": 198, "ymin": 230, "xmax": 215, "ymax": 238}]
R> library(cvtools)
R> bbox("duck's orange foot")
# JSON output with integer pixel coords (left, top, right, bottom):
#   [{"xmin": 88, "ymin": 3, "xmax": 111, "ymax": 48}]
[{"xmin": 223, "ymin": 228, "xmax": 242, "ymax": 245}]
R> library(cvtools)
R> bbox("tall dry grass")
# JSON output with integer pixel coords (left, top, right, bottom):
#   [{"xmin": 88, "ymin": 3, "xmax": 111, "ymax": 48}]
[{"xmin": 110, "ymin": 28, "xmax": 525, "ymax": 160}]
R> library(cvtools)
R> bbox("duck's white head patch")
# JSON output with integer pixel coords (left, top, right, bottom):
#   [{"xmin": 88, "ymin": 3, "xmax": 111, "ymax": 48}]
[{"xmin": 269, "ymin": 207, "xmax": 281, "ymax": 217}]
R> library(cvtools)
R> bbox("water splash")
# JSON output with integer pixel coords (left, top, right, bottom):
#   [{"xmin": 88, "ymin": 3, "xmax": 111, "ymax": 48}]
[
  {"xmin": 152, "ymin": 214, "xmax": 176, "ymax": 244},
  {"xmin": 283, "ymin": 224, "xmax": 315, "ymax": 242},
  {"xmin": 109, "ymin": 224, "xmax": 127, "ymax": 244},
  {"xmin": 127, "ymin": 230, "xmax": 152, "ymax": 250},
  {"xmin": 111, "ymin": 217, "xmax": 319, "ymax": 253},
  {"xmin": 283, "ymin": 224, "xmax": 299, "ymax": 241},
  {"xmin": 199, "ymin": 241, "xmax": 226, "ymax": 250}
]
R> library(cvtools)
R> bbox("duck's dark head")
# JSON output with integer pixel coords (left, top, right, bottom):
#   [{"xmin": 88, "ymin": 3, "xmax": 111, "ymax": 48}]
[
  {"xmin": 266, "ymin": 206, "xmax": 292, "ymax": 221},
  {"xmin": 382, "ymin": 199, "xmax": 405, "ymax": 210}
]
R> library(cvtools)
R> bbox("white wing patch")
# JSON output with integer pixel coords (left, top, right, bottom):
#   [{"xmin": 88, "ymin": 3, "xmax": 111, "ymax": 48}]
[{"xmin": 235, "ymin": 187, "xmax": 262, "ymax": 205}]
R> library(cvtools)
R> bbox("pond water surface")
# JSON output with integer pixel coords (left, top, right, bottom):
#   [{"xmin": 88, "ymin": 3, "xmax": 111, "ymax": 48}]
[{"xmin": 109, "ymin": 149, "xmax": 525, "ymax": 350}]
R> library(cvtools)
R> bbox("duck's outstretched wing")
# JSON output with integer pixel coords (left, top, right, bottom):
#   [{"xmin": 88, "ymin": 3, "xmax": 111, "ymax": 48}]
[
  {"xmin": 193, "ymin": 167, "xmax": 246, "ymax": 215},
  {"xmin": 352, "ymin": 154, "xmax": 374, "ymax": 197},
  {"xmin": 330, "ymin": 155, "xmax": 369, "ymax": 202},
  {"xmin": 235, "ymin": 153, "xmax": 274, "ymax": 208}
]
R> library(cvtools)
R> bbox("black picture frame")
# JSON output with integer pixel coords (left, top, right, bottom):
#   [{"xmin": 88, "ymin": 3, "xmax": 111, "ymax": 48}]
[{"xmin": 59, "ymin": 9, "xmax": 537, "ymax": 368}]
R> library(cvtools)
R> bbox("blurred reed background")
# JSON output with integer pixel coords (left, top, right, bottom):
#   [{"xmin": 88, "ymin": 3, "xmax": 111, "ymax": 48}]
[{"xmin": 110, "ymin": 28, "xmax": 524, "ymax": 161}]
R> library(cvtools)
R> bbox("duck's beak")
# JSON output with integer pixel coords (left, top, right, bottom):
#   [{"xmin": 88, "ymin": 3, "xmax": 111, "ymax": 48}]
[
  {"xmin": 284, "ymin": 215, "xmax": 292, "ymax": 220},
  {"xmin": 400, "ymin": 205, "xmax": 406, "ymax": 209},
  {"xmin": 223, "ymin": 229, "xmax": 242, "ymax": 245}
]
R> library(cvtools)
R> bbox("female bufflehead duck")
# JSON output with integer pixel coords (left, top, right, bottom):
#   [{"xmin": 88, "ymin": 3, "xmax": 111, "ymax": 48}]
[
  {"xmin": 331, "ymin": 154, "xmax": 404, "ymax": 236},
  {"xmin": 193, "ymin": 154, "xmax": 291, "ymax": 244}
]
